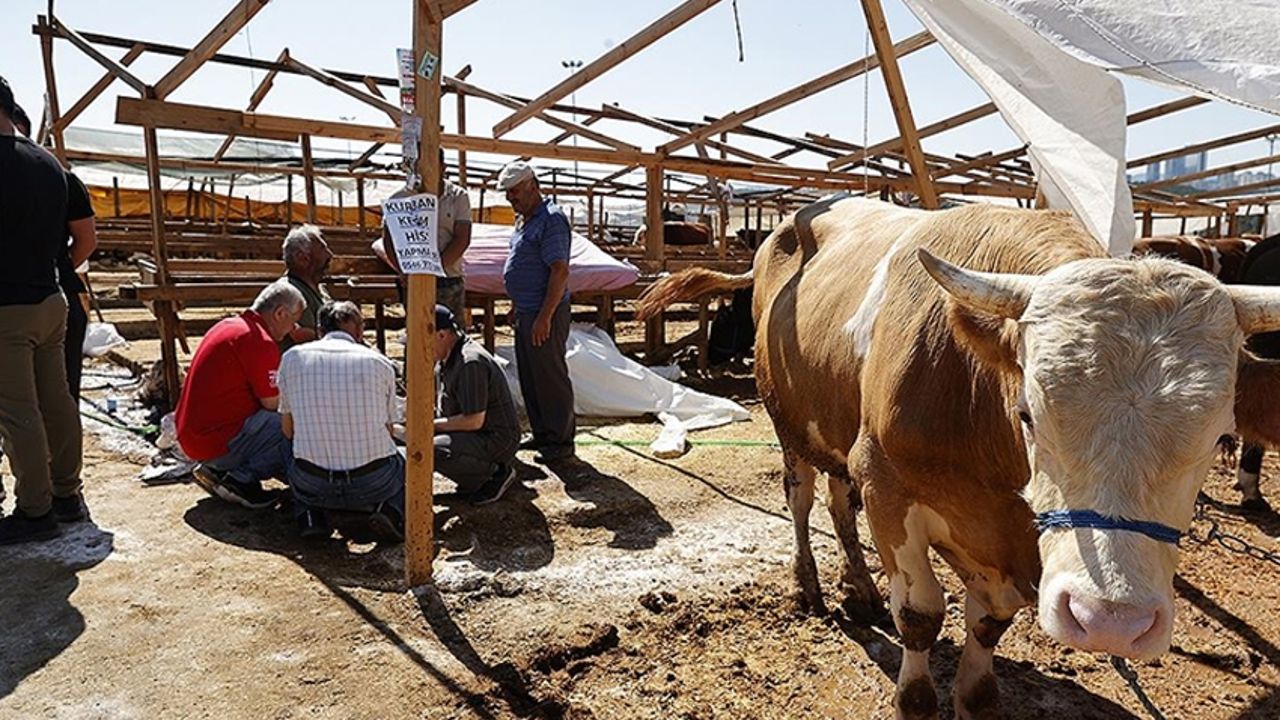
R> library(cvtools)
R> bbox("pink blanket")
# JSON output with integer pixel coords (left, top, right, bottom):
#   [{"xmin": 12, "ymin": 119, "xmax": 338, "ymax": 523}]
[{"xmin": 462, "ymin": 223, "xmax": 639, "ymax": 297}]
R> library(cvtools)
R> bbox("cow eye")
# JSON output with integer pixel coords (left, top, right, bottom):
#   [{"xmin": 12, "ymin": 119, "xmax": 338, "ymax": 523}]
[{"xmin": 1017, "ymin": 409, "xmax": 1034, "ymax": 427}]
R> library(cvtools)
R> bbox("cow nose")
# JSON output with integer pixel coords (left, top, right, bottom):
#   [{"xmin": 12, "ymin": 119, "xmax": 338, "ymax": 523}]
[{"xmin": 1059, "ymin": 593, "xmax": 1163, "ymax": 657}]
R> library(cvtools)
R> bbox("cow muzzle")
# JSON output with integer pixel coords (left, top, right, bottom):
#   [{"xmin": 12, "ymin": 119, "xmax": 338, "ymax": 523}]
[{"xmin": 1041, "ymin": 580, "xmax": 1172, "ymax": 659}]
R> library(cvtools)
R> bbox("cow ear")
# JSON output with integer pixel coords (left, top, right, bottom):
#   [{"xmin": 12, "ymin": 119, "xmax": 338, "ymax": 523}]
[
  {"xmin": 947, "ymin": 302, "xmax": 1023, "ymax": 376},
  {"xmin": 917, "ymin": 249, "xmax": 1038, "ymax": 319},
  {"xmin": 1234, "ymin": 355, "xmax": 1280, "ymax": 447}
]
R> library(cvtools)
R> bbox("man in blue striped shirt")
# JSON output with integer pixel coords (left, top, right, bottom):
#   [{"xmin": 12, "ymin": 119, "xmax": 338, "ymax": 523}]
[{"xmin": 498, "ymin": 162, "xmax": 575, "ymax": 462}]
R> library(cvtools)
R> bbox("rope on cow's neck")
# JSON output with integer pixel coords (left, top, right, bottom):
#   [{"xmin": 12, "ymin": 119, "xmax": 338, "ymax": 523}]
[{"xmin": 1110, "ymin": 656, "xmax": 1169, "ymax": 720}]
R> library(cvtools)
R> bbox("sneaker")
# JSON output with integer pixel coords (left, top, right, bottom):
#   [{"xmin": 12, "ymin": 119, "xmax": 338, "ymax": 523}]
[
  {"xmin": 297, "ymin": 509, "xmax": 330, "ymax": 540},
  {"xmin": 52, "ymin": 493, "xmax": 90, "ymax": 524},
  {"xmin": 472, "ymin": 464, "xmax": 517, "ymax": 506},
  {"xmin": 192, "ymin": 465, "xmax": 280, "ymax": 510},
  {"xmin": 534, "ymin": 445, "xmax": 575, "ymax": 464},
  {"xmin": 0, "ymin": 510, "xmax": 61, "ymax": 546},
  {"xmin": 518, "ymin": 434, "xmax": 540, "ymax": 451}
]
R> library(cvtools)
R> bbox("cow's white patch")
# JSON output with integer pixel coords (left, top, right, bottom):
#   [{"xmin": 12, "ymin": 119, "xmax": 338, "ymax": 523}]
[
  {"xmin": 1209, "ymin": 246, "xmax": 1223, "ymax": 276},
  {"xmin": 805, "ymin": 420, "xmax": 849, "ymax": 466},
  {"xmin": 843, "ymin": 233, "xmax": 912, "ymax": 358}
]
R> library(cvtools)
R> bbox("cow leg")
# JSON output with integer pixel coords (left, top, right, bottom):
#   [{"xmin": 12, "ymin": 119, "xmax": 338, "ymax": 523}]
[
  {"xmin": 883, "ymin": 515, "xmax": 945, "ymax": 720},
  {"xmin": 784, "ymin": 454, "xmax": 825, "ymax": 614},
  {"xmin": 952, "ymin": 593, "xmax": 1012, "ymax": 720},
  {"xmin": 826, "ymin": 473, "xmax": 883, "ymax": 620},
  {"xmin": 1237, "ymin": 443, "xmax": 1270, "ymax": 511}
]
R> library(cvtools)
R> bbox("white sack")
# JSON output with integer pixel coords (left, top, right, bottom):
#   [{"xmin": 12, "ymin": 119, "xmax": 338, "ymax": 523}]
[{"xmin": 82, "ymin": 322, "xmax": 127, "ymax": 358}]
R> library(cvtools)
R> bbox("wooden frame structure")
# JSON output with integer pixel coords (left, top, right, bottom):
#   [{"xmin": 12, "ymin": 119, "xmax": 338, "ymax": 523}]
[{"xmin": 32, "ymin": 0, "xmax": 1277, "ymax": 583}]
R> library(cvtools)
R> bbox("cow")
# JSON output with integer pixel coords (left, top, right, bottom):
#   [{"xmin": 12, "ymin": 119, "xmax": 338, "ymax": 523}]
[
  {"xmin": 1132, "ymin": 235, "xmax": 1255, "ymax": 283},
  {"xmin": 636, "ymin": 196, "xmax": 1280, "ymax": 720},
  {"xmin": 634, "ymin": 221, "xmax": 713, "ymax": 247},
  {"xmin": 1134, "ymin": 235, "xmax": 1273, "ymax": 510}
]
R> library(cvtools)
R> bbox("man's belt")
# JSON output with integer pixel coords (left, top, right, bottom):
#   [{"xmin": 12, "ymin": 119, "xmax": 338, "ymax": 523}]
[{"xmin": 295, "ymin": 455, "xmax": 393, "ymax": 479}]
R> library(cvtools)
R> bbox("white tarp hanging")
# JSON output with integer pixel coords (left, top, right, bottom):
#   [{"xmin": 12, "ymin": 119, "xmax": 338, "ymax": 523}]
[
  {"xmin": 495, "ymin": 325, "xmax": 750, "ymax": 455},
  {"xmin": 902, "ymin": 0, "xmax": 1136, "ymax": 255}
]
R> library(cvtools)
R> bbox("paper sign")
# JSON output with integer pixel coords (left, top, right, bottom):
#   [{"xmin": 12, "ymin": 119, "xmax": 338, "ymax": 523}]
[
  {"xmin": 401, "ymin": 114, "xmax": 422, "ymax": 165},
  {"xmin": 383, "ymin": 193, "xmax": 443, "ymax": 276},
  {"xmin": 396, "ymin": 48, "xmax": 415, "ymax": 113},
  {"xmin": 418, "ymin": 51, "xmax": 439, "ymax": 80}
]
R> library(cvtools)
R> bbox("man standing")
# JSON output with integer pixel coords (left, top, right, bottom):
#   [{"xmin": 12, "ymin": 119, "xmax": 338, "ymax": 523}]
[
  {"xmin": 0, "ymin": 77, "xmax": 86, "ymax": 543},
  {"xmin": 280, "ymin": 224, "xmax": 333, "ymax": 350},
  {"xmin": 497, "ymin": 161, "xmax": 575, "ymax": 463},
  {"xmin": 373, "ymin": 153, "xmax": 472, "ymax": 318},
  {"xmin": 178, "ymin": 282, "xmax": 304, "ymax": 509},
  {"xmin": 433, "ymin": 305, "xmax": 520, "ymax": 504},
  {"xmin": 277, "ymin": 301, "xmax": 404, "ymax": 541}
]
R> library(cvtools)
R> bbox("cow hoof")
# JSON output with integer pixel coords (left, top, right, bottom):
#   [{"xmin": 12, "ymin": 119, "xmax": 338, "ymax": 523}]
[
  {"xmin": 1241, "ymin": 497, "xmax": 1272, "ymax": 513},
  {"xmin": 840, "ymin": 588, "xmax": 888, "ymax": 625},
  {"xmin": 954, "ymin": 673, "xmax": 1001, "ymax": 720}
]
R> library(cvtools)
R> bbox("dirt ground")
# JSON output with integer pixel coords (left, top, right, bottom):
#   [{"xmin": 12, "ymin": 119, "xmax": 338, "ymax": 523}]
[{"xmin": 3, "ymin": 341, "xmax": 1280, "ymax": 719}]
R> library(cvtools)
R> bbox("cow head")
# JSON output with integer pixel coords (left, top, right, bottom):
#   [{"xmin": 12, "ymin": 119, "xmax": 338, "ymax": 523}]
[{"xmin": 919, "ymin": 249, "xmax": 1280, "ymax": 659}]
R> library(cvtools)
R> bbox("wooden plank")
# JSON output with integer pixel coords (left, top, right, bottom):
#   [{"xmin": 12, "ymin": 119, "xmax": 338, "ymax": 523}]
[
  {"xmin": 49, "ymin": 17, "xmax": 147, "ymax": 94},
  {"xmin": 153, "ymin": 0, "xmax": 272, "ymax": 100},
  {"xmin": 1134, "ymin": 152, "xmax": 1280, "ymax": 193},
  {"xmin": 38, "ymin": 18, "xmax": 67, "ymax": 165},
  {"xmin": 1128, "ymin": 121, "xmax": 1280, "ymax": 170},
  {"xmin": 347, "ymin": 142, "xmax": 385, "ymax": 171},
  {"xmin": 645, "ymin": 165, "xmax": 665, "ymax": 262},
  {"xmin": 143, "ymin": 124, "xmax": 181, "ymax": 408},
  {"xmin": 65, "ymin": 148, "xmax": 402, "ymax": 181},
  {"xmin": 405, "ymin": 0, "xmax": 442, "ymax": 588},
  {"xmin": 54, "ymin": 43, "xmax": 145, "ymax": 132},
  {"xmin": 301, "ymin": 134, "xmax": 317, "ymax": 223},
  {"xmin": 602, "ymin": 104, "xmax": 780, "ymax": 164},
  {"xmin": 284, "ymin": 51, "xmax": 403, "ymax": 120},
  {"xmin": 493, "ymin": 0, "xmax": 722, "ymax": 136},
  {"xmin": 116, "ymin": 97, "xmax": 302, "ymax": 142},
  {"xmin": 829, "ymin": 101, "xmax": 996, "ymax": 169},
  {"xmin": 214, "ymin": 48, "xmax": 288, "ymax": 161},
  {"xmin": 660, "ymin": 30, "xmax": 934, "ymax": 154},
  {"xmin": 1126, "ymin": 96, "xmax": 1209, "ymax": 125},
  {"xmin": 859, "ymin": 0, "xmax": 937, "ymax": 208},
  {"xmin": 447, "ymin": 76, "xmax": 638, "ymax": 151},
  {"xmin": 455, "ymin": 89, "xmax": 468, "ymax": 186},
  {"xmin": 1183, "ymin": 175, "xmax": 1280, "ymax": 201}
]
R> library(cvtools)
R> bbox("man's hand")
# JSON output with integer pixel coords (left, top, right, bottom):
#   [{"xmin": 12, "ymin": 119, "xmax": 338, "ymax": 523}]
[{"xmin": 532, "ymin": 312, "xmax": 552, "ymax": 346}]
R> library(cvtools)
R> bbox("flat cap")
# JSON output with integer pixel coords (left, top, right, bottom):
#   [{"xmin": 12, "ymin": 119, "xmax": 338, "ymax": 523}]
[{"xmin": 497, "ymin": 161, "xmax": 536, "ymax": 191}]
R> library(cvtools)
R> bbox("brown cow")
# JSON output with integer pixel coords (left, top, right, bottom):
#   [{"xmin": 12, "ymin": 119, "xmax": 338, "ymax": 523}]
[
  {"xmin": 1132, "ymin": 235, "xmax": 1255, "ymax": 283},
  {"xmin": 634, "ymin": 221, "xmax": 712, "ymax": 246},
  {"xmin": 637, "ymin": 197, "xmax": 1280, "ymax": 720}
]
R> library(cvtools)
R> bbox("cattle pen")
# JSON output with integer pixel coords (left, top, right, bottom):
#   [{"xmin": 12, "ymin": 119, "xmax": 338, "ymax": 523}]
[{"xmin": 4, "ymin": 1, "xmax": 1280, "ymax": 719}]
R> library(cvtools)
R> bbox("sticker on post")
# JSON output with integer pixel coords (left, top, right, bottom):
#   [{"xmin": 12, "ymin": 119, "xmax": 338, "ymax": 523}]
[
  {"xmin": 396, "ymin": 48, "xmax": 416, "ymax": 112},
  {"xmin": 383, "ymin": 193, "xmax": 443, "ymax": 276},
  {"xmin": 401, "ymin": 114, "xmax": 422, "ymax": 165},
  {"xmin": 418, "ymin": 51, "xmax": 438, "ymax": 80}
]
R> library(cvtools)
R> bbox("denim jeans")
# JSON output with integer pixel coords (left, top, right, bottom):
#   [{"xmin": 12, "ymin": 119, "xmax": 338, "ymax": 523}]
[
  {"xmin": 204, "ymin": 409, "xmax": 293, "ymax": 487},
  {"xmin": 288, "ymin": 450, "xmax": 405, "ymax": 520}
]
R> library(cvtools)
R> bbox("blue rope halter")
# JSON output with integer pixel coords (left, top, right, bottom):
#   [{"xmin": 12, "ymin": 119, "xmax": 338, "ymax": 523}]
[{"xmin": 1034, "ymin": 509, "xmax": 1183, "ymax": 545}]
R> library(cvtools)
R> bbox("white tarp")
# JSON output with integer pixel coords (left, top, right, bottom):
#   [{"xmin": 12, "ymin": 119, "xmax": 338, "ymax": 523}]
[
  {"xmin": 495, "ymin": 325, "xmax": 750, "ymax": 455},
  {"xmin": 903, "ymin": 0, "xmax": 1135, "ymax": 255}
]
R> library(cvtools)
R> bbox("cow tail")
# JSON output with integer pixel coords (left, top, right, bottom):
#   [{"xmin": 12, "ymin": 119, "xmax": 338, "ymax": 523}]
[{"xmin": 636, "ymin": 268, "xmax": 754, "ymax": 320}]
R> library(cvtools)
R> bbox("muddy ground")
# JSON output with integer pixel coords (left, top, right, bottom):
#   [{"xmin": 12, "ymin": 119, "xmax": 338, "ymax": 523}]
[{"xmin": 3, "ymin": 329, "xmax": 1280, "ymax": 719}]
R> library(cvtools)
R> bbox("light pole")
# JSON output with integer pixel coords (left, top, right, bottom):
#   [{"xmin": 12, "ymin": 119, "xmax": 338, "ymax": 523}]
[{"xmin": 561, "ymin": 59, "xmax": 583, "ymax": 184}]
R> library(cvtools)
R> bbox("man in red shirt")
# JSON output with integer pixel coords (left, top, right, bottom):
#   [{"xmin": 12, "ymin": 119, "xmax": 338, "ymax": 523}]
[{"xmin": 177, "ymin": 282, "xmax": 304, "ymax": 508}]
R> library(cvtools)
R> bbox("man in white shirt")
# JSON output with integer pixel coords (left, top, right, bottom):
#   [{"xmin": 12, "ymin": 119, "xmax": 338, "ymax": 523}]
[{"xmin": 277, "ymin": 301, "xmax": 404, "ymax": 541}]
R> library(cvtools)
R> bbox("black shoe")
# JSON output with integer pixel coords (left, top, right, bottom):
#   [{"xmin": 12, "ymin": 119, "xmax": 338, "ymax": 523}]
[
  {"xmin": 52, "ymin": 493, "xmax": 90, "ymax": 524},
  {"xmin": 297, "ymin": 509, "xmax": 330, "ymax": 540},
  {"xmin": 0, "ymin": 511, "xmax": 61, "ymax": 546},
  {"xmin": 192, "ymin": 465, "xmax": 279, "ymax": 510},
  {"xmin": 534, "ymin": 445, "xmax": 575, "ymax": 464},
  {"xmin": 472, "ymin": 464, "xmax": 517, "ymax": 506},
  {"xmin": 367, "ymin": 506, "xmax": 404, "ymax": 544},
  {"xmin": 518, "ymin": 434, "xmax": 541, "ymax": 451}
]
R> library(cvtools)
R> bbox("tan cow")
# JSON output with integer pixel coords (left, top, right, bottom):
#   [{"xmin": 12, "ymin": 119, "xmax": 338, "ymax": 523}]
[{"xmin": 637, "ymin": 197, "xmax": 1280, "ymax": 720}]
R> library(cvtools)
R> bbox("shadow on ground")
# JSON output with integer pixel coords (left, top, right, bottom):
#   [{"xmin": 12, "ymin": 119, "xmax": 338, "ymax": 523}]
[{"xmin": 0, "ymin": 522, "xmax": 114, "ymax": 699}]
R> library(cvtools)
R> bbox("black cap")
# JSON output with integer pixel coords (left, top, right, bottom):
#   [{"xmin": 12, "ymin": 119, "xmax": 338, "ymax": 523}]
[
  {"xmin": 435, "ymin": 304, "xmax": 458, "ymax": 332},
  {"xmin": 0, "ymin": 76, "xmax": 14, "ymax": 119}
]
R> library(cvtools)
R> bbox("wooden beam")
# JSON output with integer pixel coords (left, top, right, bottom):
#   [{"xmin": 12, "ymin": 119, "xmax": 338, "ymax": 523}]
[
  {"xmin": 1128, "ymin": 121, "xmax": 1280, "ymax": 170},
  {"xmin": 859, "ymin": 0, "xmax": 937, "ymax": 208},
  {"xmin": 447, "ymin": 76, "xmax": 638, "ymax": 151},
  {"xmin": 1134, "ymin": 152, "xmax": 1280, "ymax": 193},
  {"xmin": 142, "ymin": 122, "xmax": 180, "ymax": 409},
  {"xmin": 300, "ymin": 134, "xmax": 317, "ymax": 223},
  {"xmin": 492, "ymin": 0, "xmax": 723, "ymax": 136},
  {"xmin": 602, "ymin": 104, "xmax": 781, "ymax": 165},
  {"xmin": 406, "ymin": 0, "xmax": 442, "ymax": 587},
  {"xmin": 66, "ymin": 148, "xmax": 401, "ymax": 181},
  {"xmin": 829, "ymin": 101, "xmax": 996, "ymax": 169},
  {"xmin": 660, "ymin": 30, "xmax": 934, "ymax": 154},
  {"xmin": 214, "ymin": 48, "xmax": 288, "ymax": 161},
  {"xmin": 153, "ymin": 0, "xmax": 272, "ymax": 100},
  {"xmin": 1126, "ymin": 96, "xmax": 1209, "ymax": 125},
  {"xmin": 48, "ymin": 16, "xmax": 147, "ymax": 95},
  {"xmin": 54, "ymin": 43, "xmax": 145, "ymax": 132},
  {"xmin": 455, "ymin": 87, "xmax": 468, "ymax": 186},
  {"xmin": 116, "ymin": 97, "xmax": 304, "ymax": 142},
  {"xmin": 1183, "ymin": 175, "xmax": 1280, "ymax": 201},
  {"xmin": 37, "ymin": 18, "xmax": 67, "ymax": 165},
  {"xmin": 645, "ymin": 165, "xmax": 665, "ymax": 262},
  {"xmin": 284, "ymin": 51, "xmax": 404, "ymax": 120},
  {"xmin": 347, "ymin": 142, "xmax": 385, "ymax": 171}
]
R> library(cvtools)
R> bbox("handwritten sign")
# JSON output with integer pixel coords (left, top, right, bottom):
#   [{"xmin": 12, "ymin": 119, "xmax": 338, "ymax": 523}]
[{"xmin": 383, "ymin": 193, "xmax": 443, "ymax": 276}]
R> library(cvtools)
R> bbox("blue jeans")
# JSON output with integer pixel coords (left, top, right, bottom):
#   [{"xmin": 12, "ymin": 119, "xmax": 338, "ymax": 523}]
[
  {"xmin": 204, "ymin": 410, "xmax": 292, "ymax": 487},
  {"xmin": 288, "ymin": 450, "xmax": 405, "ymax": 520}
]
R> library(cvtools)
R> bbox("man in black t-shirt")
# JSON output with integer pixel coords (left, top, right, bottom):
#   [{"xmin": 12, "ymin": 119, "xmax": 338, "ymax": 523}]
[{"xmin": 0, "ymin": 77, "xmax": 87, "ymax": 544}]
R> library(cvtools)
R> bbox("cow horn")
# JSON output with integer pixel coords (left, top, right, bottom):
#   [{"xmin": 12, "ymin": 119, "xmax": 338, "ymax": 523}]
[
  {"xmin": 917, "ymin": 248, "xmax": 1038, "ymax": 319},
  {"xmin": 1228, "ymin": 285, "xmax": 1280, "ymax": 335}
]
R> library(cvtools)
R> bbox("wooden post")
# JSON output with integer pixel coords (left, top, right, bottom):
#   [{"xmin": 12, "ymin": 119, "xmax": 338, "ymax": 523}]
[
  {"xmin": 301, "ymin": 134, "xmax": 317, "ymax": 224},
  {"xmin": 755, "ymin": 203, "xmax": 763, "ymax": 237},
  {"xmin": 455, "ymin": 89, "xmax": 468, "ymax": 187},
  {"xmin": 244, "ymin": 195, "xmax": 252, "ymax": 226},
  {"xmin": 338, "ymin": 189, "xmax": 345, "ymax": 225},
  {"xmin": 143, "ymin": 119, "xmax": 180, "ymax": 409},
  {"xmin": 1141, "ymin": 208, "xmax": 1154, "ymax": 237},
  {"xmin": 586, "ymin": 189, "xmax": 595, "ymax": 240},
  {"xmin": 185, "ymin": 177, "xmax": 194, "ymax": 217},
  {"xmin": 1180, "ymin": 216, "xmax": 1188, "ymax": 235},
  {"xmin": 113, "ymin": 176, "xmax": 122, "ymax": 217},
  {"xmin": 1227, "ymin": 202, "xmax": 1241, "ymax": 237},
  {"xmin": 860, "ymin": 0, "xmax": 939, "ymax": 209},
  {"xmin": 405, "ymin": 0, "xmax": 441, "ymax": 588},
  {"xmin": 645, "ymin": 164, "xmax": 665, "ymax": 262},
  {"xmin": 286, "ymin": 173, "xmax": 294, "ymax": 225},
  {"xmin": 718, "ymin": 196, "xmax": 729, "ymax": 260},
  {"xmin": 38, "ymin": 17, "xmax": 67, "ymax": 166},
  {"xmin": 357, "ymin": 176, "xmax": 366, "ymax": 236}
]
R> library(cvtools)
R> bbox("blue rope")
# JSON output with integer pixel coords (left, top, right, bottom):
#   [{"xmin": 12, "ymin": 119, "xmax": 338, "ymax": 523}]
[{"xmin": 1035, "ymin": 509, "xmax": 1182, "ymax": 545}]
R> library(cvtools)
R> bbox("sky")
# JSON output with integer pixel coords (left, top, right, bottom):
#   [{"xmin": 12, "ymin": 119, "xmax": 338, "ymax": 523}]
[{"xmin": 2, "ymin": 0, "xmax": 1277, "ymax": 184}]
